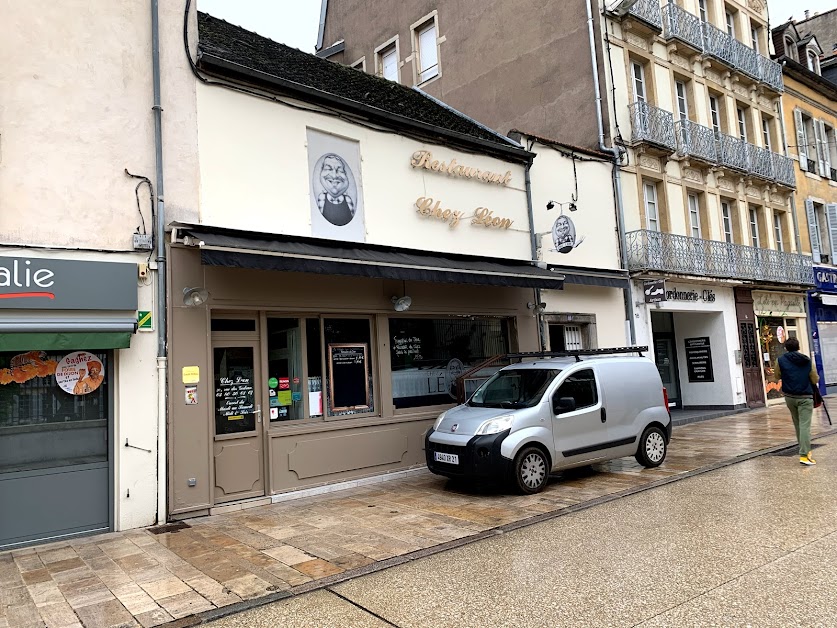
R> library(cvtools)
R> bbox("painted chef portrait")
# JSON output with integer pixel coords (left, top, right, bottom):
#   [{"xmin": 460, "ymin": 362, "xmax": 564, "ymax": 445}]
[{"xmin": 315, "ymin": 153, "xmax": 356, "ymax": 227}]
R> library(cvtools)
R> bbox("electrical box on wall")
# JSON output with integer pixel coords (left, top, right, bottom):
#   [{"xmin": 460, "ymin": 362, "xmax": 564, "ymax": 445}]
[{"xmin": 133, "ymin": 234, "xmax": 153, "ymax": 250}]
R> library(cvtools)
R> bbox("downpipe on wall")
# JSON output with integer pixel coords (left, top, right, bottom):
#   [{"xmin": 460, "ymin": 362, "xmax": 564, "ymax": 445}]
[
  {"xmin": 586, "ymin": 0, "xmax": 636, "ymax": 345},
  {"xmin": 151, "ymin": 0, "xmax": 168, "ymax": 526},
  {"xmin": 524, "ymin": 151, "xmax": 547, "ymax": 351}
]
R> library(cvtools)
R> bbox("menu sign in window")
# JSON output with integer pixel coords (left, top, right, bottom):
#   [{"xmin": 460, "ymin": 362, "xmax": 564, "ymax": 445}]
[
  {"xmin": 215, "ymin": 376, "xmax": 255, "ymax": 429},
  {"xmin": 685, "ymin": 337, "xmax": 714, "ymax": 383},
  {"xmin": 327, "ymin": 344, "xmax": 370, "ymax": 412}
]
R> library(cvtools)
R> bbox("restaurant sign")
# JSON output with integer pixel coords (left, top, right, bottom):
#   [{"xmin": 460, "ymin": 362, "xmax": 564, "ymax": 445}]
[{"xmin": 0, "ymin": 257, "xmax": 137, "ymax": 310}]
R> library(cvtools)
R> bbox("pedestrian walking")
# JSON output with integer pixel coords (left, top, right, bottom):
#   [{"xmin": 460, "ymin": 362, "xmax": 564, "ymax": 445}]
[{"xmin": 777, "ymin": 337, "xmax": 819, "ymax": 465}]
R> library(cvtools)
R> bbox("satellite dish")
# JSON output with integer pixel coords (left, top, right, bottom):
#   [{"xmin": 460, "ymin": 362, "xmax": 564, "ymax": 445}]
[{"xmin": 391, "ymin": 296, "xmax": 412, "ymax": 312}]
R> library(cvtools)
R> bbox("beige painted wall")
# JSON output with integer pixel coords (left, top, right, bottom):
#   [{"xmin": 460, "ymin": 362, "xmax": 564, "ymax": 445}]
[
  {"xmin": 196, "ymin": 85, "xmax": 531, "ymax": 261},
  {"xmin": 542, "ymin": 284, "xmax": 628, "ymax": 347}
]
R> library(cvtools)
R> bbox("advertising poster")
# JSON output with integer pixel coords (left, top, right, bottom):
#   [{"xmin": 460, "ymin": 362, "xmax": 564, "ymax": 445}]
[
  {"xmin": 55, "ymin": 351, "xmax": 104, "ymax": 395},
  {"xmin": 307, "ymin": 129, "xmax": 365, "ymax": 243}
]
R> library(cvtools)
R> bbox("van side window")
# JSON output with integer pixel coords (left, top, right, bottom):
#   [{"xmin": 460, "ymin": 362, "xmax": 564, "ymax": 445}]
[{"xmin": 554, "ymin": 369, "xmax": 598, "ymax": 410}]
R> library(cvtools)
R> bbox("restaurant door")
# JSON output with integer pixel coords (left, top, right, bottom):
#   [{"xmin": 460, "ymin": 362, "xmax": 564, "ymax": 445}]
[
  {"xmin": 212, "ymin": 340, "xmax": 265, "ymax": 503},
  {"xmin": 651, "ymin": 312, "xmax": 681, "ymax": 407}
]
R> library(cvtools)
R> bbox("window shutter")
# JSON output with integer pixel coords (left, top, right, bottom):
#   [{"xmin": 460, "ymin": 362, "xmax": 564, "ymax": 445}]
[
  {"xmin": 814, "ymin": 119, "xmax": 826, "ymax": 174},
  {"xmin": 820, "ymin": 121, "xmax": 832, "ymax": 176},
  {"xmin": 794, "ymin": 109, "xmax": 808, "ymax": 170},
  {"xmin": 806, "ymin": 198, "xmax": 821, "ymax": 262},
  {"xmin": 828, "ymin": 203, "xmax": 837, "ymax": 259}
]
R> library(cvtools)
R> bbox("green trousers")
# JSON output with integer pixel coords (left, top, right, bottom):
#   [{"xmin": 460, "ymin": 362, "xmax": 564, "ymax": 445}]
[{"xmin": 785, "ymin": 396, "xmax": 813, "ymax": 457}]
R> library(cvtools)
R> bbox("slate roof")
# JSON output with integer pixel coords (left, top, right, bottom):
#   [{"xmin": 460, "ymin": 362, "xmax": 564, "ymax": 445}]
[{"xmin": 196, "ymin": 12, "xmax": 526, "ymax": 157}]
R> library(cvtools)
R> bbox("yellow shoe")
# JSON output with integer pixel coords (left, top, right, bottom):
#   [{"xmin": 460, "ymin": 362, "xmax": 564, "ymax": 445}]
[{"xmin": 800, "ymin": 455, "xmax": 816, "ymax": 466}]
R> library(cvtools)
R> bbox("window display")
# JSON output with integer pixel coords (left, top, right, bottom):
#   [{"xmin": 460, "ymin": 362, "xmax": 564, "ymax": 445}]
[
  {"xmin": 390, "ymin": 317, "xmax": 510, "ymax": 409},
  {"xmin": 760, "ymin": 317, "xmax": 798, "ymax": 400},
  {"xmin": 324, "ymin": 318, "xmax": 374, "ymax": 417}
]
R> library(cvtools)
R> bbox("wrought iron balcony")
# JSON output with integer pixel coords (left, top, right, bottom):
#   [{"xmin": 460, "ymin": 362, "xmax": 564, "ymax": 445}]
[
  {"xmin": 759, "ymin": 56, "xmax": 784, "ymax": 92},
  {"xmin": 772, "ymin": 153, "xmax": 795, "ymax": 188},
  {"xmin": 675, "ymin": 119, "xmax": 717, "ymax": 163},
  {"xmin": 747, "ymin": 144, "xmax": 773, "ymax": 180},
  {"xmin": 629, "ymin": 101, "xmax": 677, "ymax": 151},
  {"xmin": 626, "ymin": 0, "xmax": 663, "ymax": 31},
  {"xmin": 626, "ymin": 230, "xmax": 814, "ymax": 286},
  {"xmin": 716, "ymin": 133, "xmax": 749, "ymax": 172},
  {"xmin": 662, "ymin": 2, "xmax": 704, "ymax": 51},
  {"xmin": 732, "ymin": 39, "xmax": 761, "ymax": 81},
  {"xmin": 701, "ymin": 21, "xmax": 737, "ymax": 68}
]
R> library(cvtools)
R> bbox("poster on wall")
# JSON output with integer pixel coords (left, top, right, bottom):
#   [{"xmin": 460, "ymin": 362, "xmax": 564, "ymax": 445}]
[
  {"xmin": 307, "ymin": 129, "xmax": 365, "ymax": 243},
  {"xmin": 327, "ymin": 343, "xmax": 370, "ymax": 412},
  {"xmin": 55, "ymin": 351, "xmax": 104, "ymax": 395},
  {"xmin": 0, "ymin": 351, "xmax": 58, "ymax": 386},
  {"xmin": 684, "ymin": 337, "xmax": 714, "ymax": 383}
]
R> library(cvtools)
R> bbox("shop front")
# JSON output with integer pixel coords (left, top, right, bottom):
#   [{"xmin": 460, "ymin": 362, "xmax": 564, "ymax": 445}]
[
  {"xmin": 634, "ymin": 279, "xmax": 746, "ymax": 410},
  {"xmin": 809, "ymin": 266, "xmax": 837, "ymax": 395},
  {"xmin": 752, "ymin": 290, "xmax": 809, "ymax": 404},
  {"xmin": 0, "ymin": 255, "xmax": 138, "ymax": 549}
]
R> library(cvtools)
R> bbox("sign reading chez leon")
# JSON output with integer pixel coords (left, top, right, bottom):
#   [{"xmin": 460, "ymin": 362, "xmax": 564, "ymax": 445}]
[
  {"xmin": 752, "ymin": 291, "xmax": 805, "ymax": 315},
  {"xmin": 414, "ymin": 197, "xmax": 514, "ymax": 230},
  {"xmin": 0, "ymin": 257, "xmax": 137, "ymax": 310}
]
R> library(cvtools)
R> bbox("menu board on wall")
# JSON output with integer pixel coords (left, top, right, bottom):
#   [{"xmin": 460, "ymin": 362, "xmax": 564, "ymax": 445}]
[
  {"xmin": 327, "ymin": 344, "xmax": 370, "ymax": 412},
  {"xmin": 685, "ymin": 337, "xmax": 714, "ymax": 383},
  {"xmin": 215, "ymin": 376, "xmax": 255, "ymax": 418}
]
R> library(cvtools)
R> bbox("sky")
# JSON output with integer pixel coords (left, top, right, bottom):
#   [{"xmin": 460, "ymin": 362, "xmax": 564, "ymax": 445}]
[{"xmin": 197, "ymin": 0, "xmax": 836, "ymax": 52}]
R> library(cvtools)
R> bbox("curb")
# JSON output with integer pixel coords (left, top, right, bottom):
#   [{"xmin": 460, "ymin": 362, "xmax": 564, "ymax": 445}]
[{"xmin": 167, "ymin": 424, "xmax": 837, "ymax": 626}]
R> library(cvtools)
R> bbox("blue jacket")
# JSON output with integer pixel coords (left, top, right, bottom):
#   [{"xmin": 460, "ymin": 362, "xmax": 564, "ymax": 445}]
[{"xmin": 778, "ymin": 351, "xmax": 814, "ymax": 397}]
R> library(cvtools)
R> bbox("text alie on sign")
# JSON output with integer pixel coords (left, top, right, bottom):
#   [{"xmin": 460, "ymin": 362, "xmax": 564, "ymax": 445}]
[{"xmin": 409, "ymin": 150, "xmax": 515, "ymax": 232}]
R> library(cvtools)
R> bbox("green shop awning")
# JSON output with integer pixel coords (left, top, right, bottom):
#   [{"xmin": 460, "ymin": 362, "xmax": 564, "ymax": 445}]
[{"xmin": 0, "ymin": 332, "xmax": 132, "ymax": 352}]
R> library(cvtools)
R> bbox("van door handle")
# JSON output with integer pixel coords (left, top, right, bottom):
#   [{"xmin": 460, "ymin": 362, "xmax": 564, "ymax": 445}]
[{"xmin": 601, "ymin": 408, "xmax": 607, "ymax": 423}]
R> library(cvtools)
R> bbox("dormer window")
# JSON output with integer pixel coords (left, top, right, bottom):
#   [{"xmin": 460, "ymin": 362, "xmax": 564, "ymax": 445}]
[{"xmin": 784, "ymin": 37, "xmax": 797, "ymax": 61}]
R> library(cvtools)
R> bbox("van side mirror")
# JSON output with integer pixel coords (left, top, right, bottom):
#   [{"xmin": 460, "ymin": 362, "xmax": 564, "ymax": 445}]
[{"xmin": 553, "ymin": 396, "xmax": 576, "ymax": 414}]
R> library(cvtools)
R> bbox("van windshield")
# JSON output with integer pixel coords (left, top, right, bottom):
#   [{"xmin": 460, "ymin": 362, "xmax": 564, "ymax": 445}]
[{"xmin": 469, "ymin": 369, "xmax": 561, "ymax": 409}]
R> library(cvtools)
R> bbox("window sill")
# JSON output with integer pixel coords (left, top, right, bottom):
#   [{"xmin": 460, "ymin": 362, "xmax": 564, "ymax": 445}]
[{"xmin": 804, "ymin": 172, "xmax": 822, "ymax": 181}]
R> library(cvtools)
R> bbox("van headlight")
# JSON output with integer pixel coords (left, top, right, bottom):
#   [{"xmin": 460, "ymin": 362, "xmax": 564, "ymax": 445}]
[
  {"xmin": 433, "ymin": 411, "xmax": 447, "ymax": 430},
  {"xmin": 475, "ymin": 415, "xmax": 513, "ymax": 435}
]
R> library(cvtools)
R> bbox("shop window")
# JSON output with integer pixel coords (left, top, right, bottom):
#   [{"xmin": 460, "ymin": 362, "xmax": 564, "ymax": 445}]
[
  {"xmin": 390, "ymin": 317, "xmax": 510, "ymax": 410},
  {"xmin": 324, "ymin": 318, "xmax": 374, "ymax": 417},
  {"xmin": 266, "ymin": 318, "xmax": 305, "ymax": 422},
  {"xmin": 554, "ymin": 369, "xmax": 598, "ymax": 411},
  {"xmin": 760, "ymin": 317, "xmax": 799, "ymax": 400},
  {"xmin": 0, "ymin": 350, "xmax": 109, "ymax": 474}
]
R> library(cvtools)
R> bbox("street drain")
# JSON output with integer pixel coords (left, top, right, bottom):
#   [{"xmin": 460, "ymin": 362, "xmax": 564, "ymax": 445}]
[{"xmin": 771, "ymin": 443, "xmax": 824, "ymax": 457}]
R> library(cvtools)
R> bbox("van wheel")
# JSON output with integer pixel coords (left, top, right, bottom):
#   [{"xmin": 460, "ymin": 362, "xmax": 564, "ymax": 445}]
[
  {"xmin": 635, "ymin": 426, "xmax": 667, "ymax": 468},
  {"xmin": 513, "ymin": 446, "xmax": 549, "ymax": 494}
]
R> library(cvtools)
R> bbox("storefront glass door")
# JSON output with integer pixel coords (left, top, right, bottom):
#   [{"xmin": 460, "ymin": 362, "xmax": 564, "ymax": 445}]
[
  {"xmin": 212, "ymin": 341, "xmax": 265, "ymax": 503},
  {"xmin": 651, "ymin": 312, "xmax": 681, "ymax": 407}
]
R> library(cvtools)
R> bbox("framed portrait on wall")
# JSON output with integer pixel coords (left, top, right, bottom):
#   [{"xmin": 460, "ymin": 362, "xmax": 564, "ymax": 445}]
[{"xmin": 307, "ymin": 128, "xmax": 365, "ymax": 243}]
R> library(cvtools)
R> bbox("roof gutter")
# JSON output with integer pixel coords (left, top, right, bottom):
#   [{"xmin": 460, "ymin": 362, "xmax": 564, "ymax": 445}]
[
  {"xmin": 586, "ymin": 0, "xmax": 636, "ymax": 344},
  {"xmin": 198, "ymin": 53, "xmax": 535, "ymax": 164}
]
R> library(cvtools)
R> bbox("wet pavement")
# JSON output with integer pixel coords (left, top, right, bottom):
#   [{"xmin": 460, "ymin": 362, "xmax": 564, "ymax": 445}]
[
  {"xmin": 211, "ymin": 431, "xmax": 837, "ymax": 627},
  {"xmin": 1, "ymin": 405, "xmax": 834, "ymax": 627}
]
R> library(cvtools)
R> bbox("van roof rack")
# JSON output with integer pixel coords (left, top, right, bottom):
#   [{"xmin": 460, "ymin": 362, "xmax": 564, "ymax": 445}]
[{"xmin": 506, "ymin": 346, "xmax": 649, "ymax": 362}]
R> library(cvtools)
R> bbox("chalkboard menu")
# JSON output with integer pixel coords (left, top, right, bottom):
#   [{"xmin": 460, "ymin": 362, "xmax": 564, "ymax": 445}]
[
  {"xmin": 215, "ymin": 375, "xmax": 255, "ymax": 433},
  {"xmin": 685, "ymin": 337, "xmax": 714, "ymax": 383},
  {"xmin": 328, "ymin": 343, "xmax": 370, "ymax": 412}
]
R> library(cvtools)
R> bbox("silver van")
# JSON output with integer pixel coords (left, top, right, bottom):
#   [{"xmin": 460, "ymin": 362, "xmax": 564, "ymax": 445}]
[{"xmin": 425, "ymin": 348, "xmax": 671, "ymax": 494}]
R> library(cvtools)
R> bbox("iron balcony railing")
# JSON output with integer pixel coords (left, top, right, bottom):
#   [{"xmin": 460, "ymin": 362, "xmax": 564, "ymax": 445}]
[
  {"xmin": 629, "ymin": 101, "xmax": 677, "ymax": 151},
  {"xmin": 772, "ymin": 153, "xmax": 795, "ymax": 187},
  {"xmin": 626, "ymin": 0, "xmax": 663, "ymax": 31},
  {"xmin": 748, "ymin": 144, "xmax": 773, "ymax": 180},
  {"xmin": 659, "ymin": 3, "xmax": 783, "ymax": 92},
  {"xmin": 717, "ymin": 133, "xmax": 749, "ymax": 172},
  {"xmin": 675, "ymin": 119, "xmax": 717, "ymax": 163},
  {"xmin": 626, "ymin": 230, "xmax": 814, "ymax": 286},
  {"xmin": 662, "ymin": 2, "xmax": 704, "ymax": 51}
]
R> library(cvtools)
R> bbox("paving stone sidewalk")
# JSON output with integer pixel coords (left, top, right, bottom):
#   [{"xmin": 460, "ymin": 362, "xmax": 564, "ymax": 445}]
[{"xmin": 1, "ymin": 405, "xmax": 834, "ymax": 628}]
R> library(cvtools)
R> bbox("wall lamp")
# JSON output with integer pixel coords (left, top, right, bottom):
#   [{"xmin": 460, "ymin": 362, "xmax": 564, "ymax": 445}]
[
  {"xmin": 392, "ymin": 295, "xmax": 412, "ymax": 312},
  {"xmin": 183, "ymin": 287, "xmax": 210, "ymax": 307},
  {"xmin": 527, "ymin": 301, "xmax": 546, "ymax": 313}
]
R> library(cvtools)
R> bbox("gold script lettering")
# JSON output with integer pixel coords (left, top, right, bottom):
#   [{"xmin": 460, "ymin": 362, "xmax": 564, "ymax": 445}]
[
  {"xmin": 409, "ymin": 150, "xmax": 512, "ymax": 186},
  {"xmin": 415, "ymin": 197, "xmax": 462, "ymax": 228},
  {"xmin": 472, "ymin": 207, "xmax": 513, "ymax": 229}
]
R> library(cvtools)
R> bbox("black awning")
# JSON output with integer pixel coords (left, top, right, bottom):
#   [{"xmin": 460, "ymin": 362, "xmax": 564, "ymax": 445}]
[
  {"xmin": 555, "ymin": 267, "xmax": 630, "ymax": 289},
  {"xmin": 177, "ymin": 225, "xmax": 564, "ymax": 290}
]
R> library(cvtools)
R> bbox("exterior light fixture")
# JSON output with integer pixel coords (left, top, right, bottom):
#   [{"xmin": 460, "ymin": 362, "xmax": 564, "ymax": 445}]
[
  {"xmin": 527, "ymin": 302, "xmax": 546, "ymax": 313},
  {"xmin": 182, "ymin": 287, "xmax": 209, "ymax": 307},
  {"xmin": 392, "ymin": 296, "xmax": 412, "ymax": 312}
]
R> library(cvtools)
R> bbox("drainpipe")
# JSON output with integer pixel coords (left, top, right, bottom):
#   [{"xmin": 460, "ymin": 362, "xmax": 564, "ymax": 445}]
[
  {"xmin": 524, "ymin": 154, "xmax": 547, "ymax": 351},
  {"xmin": 151, "ymin": 0, "xmax": 168, "ymax": 525},
  {"xmin": 586, "ymin": 0, "xmax": 636, "ymax": 344}
]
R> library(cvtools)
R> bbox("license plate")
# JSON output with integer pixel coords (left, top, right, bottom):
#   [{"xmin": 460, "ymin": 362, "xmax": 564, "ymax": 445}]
[{"xmin": 434, "ymin": 451, "xmax": 459, "ymax": 465}]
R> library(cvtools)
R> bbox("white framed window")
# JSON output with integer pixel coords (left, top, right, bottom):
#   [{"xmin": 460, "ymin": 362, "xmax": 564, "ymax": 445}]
[
  {"xmin": 749, "ymin": 206, "xmax": 760, "ymax": 248},
  {"xmin": 709, "ymin": 95, "xmax": 721, "ymax": 136},
  {"xmin": 375, "ymin": 39, "xmax": 400, "ymax": 83},
  {"xmin": 722, "ymin": 200, "xmax": 734, "ymax": 243},
  {"xmin": 825, "ymin": 125, "xmax": 837, "ymax": 180},
  {"xmin": 414, "ymin": 19, "xmax": 439, "ymax": 83},
  {"xmin": 688, "ymin": 194, "xmax": 701, "ymax": 238},
  {"xmin": 785, "ymin": 37, "xmax": 797, "ymax": 61},
  {"xmin": 737, "ymin": 107, "xmax": 747, "ymax": 141},
  {"xmin": 675, "ymin": 80, "xmax": 688, "ymax": 120},
  {"xmin": 350, "ymin": 57, "xmax": 366, "ymax": 72},
  {"xmin": 725, "ymin": 10, "xmax": 736, "ymax": 39},
  {"xmin": 698, "ymin": 0, "xmax": 708, "ymax": 22},
  {"xmin": 750, "ymin": 26, "xmax": 760, "ymax": 53},
  {"xmin": 761, "ymin": 116, "xmax": 772, "ymax": 151},
  {"xmin": 807, "ymin": 50, "xmax": 821, "ymax": 75},
  {"xmin": 773, "ymin": 212, "xmax": 784, "ymax": 252},
  {"xmin": 631, "ymin": 61, "xmax": 647, "ymax": 103},
  {"xmin": 644, "ymin": 182, "xmax": 660, "ymax": 231}
]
